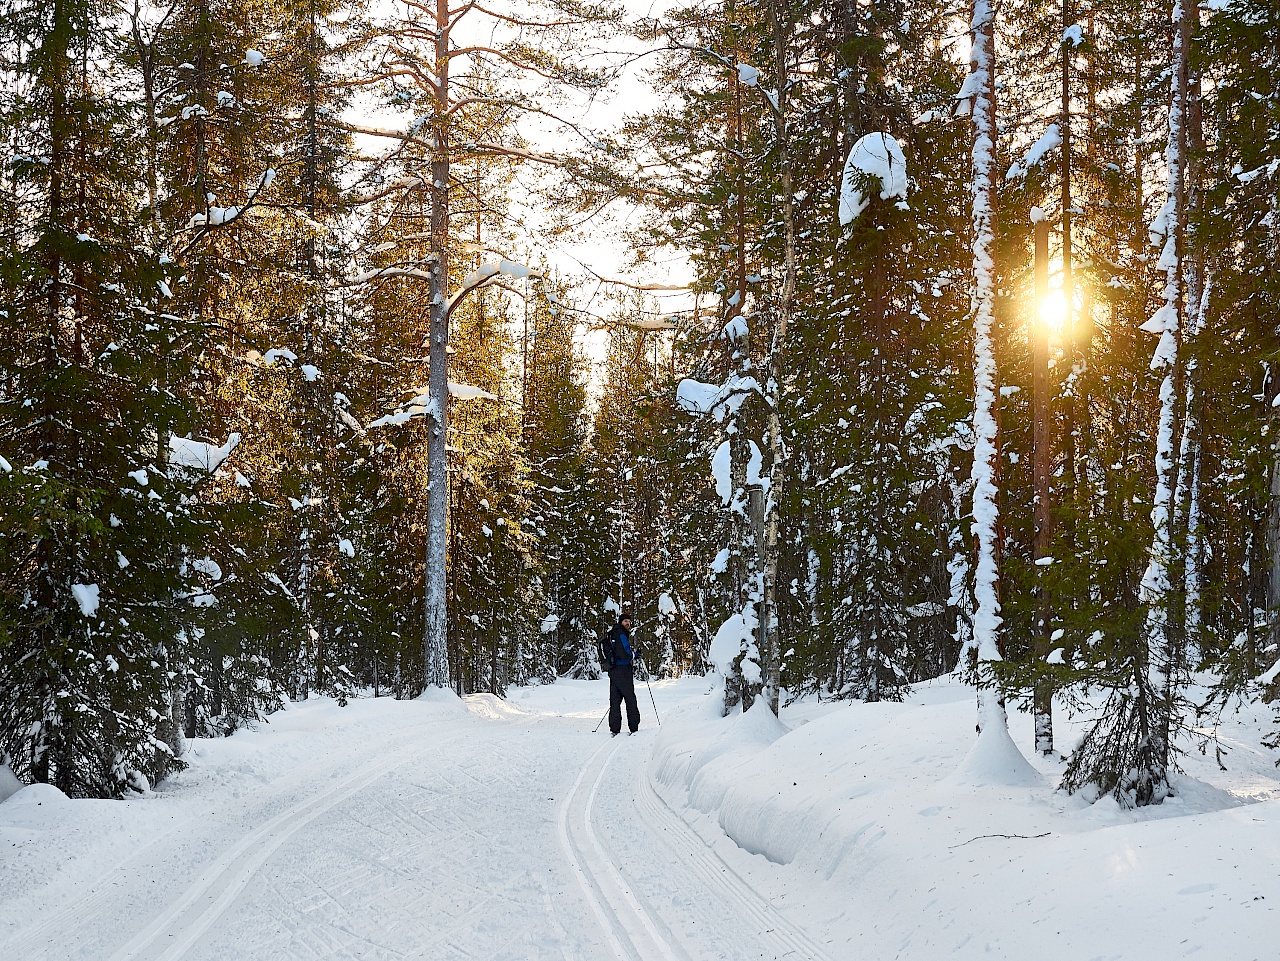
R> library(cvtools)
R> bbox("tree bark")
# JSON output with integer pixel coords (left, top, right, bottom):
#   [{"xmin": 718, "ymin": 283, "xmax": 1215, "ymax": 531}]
[
  {"xmin": 762, "ymin": 0, "xmax": 797, "ymax": 717},
  {"xmin": 424, "ymin": 0, "xmax": 452, "ymax": 690},
  {"xmin": 1033, "ymin": 217, "xmax": 1054, "ymax": 755},
  {"xmin": 967, "ymin": 0, "xmax": 1006, "ymax": 735},
  {"xmin": 1138, "ymin": 0, "xmax": 1193, "ymax": 802}
]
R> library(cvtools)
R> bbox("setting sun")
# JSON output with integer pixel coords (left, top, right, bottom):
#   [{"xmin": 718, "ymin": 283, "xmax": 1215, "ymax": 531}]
[{"xmin": 1040, "ymin": 289, "xmax": 1068, "ymax": 331}]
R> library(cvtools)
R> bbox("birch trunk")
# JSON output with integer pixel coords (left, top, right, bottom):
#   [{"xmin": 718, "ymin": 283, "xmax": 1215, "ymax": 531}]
[
  {"xmin": 1138, "ymin": 0, "xmax": 1192, "ymax": 801},
  {"xmin": 968, "ymin": 0, "xmax": 1006, "ymax": 735}
]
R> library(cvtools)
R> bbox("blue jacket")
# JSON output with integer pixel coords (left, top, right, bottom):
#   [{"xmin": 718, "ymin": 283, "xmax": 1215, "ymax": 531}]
[{"xmin": 601, "ymin": 623, "xmax": 634, "ymax": 669}]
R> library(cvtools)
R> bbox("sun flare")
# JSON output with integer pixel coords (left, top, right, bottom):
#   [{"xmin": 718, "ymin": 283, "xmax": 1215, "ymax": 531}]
[{"xmin": 1040, "ymin": 289, "xmax": 1068, "ymax": 331}]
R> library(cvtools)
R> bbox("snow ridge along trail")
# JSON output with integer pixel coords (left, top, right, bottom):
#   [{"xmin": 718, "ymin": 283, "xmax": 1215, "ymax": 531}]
[
  {"xmin": 108, "ymin": 744, "xmax": 420, "ymax": 961},
  {"xmin": 634, "ymin": 766, "xmax": 834, "ymax": 961},
  {"xmin": 558, "ymin": 739, "xmax": 692, "ymax": 961}
]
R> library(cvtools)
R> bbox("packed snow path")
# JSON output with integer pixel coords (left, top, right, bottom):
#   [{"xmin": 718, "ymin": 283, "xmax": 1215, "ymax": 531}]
[
  {"xmin": 5, "ymin": 676, "xmax": 1277, "ymax": 960},
  {"xmin": 1, "ymin": 685, "xmax": 828, "ymax": 961}
]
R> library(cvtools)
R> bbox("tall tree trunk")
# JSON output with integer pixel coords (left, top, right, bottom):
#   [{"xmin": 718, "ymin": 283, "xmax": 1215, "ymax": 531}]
[
  {"xmin": 968, "ymin": 0, "xmax": 1006, "ymax": 734},
  {"xmin": 1137, "ymin": 0, "xmax": 1193, "ymax": 803},
  {"xmin": 761, "ymin": 0, "xmax": 797, "ymax": 716},
  {"xmin": 1033, "ymin": 215, "xmax": 1054, "ymax": 755},
  {"xmin": 1060, "ymin": 0, "xmax": 1077, "ymax": 538},
  {"xmin": 1174, "ymin": 50, "xmax": 1207, "ymax": 659},
  {"xmin": 1267, "ymin": 360, "xmax": 1280, "ymax": 664},
  {"xmin": 424, "ymin": 0, "xmax": 452, "ymax": 690}
]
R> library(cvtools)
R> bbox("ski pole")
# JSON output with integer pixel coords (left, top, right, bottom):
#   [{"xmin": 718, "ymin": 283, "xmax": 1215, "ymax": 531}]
[
  {"xmin": 640, "ymin": 657, "xmax": 661, "ymax": 726},
  {"xmin": 593, "ymin": 708, "xmax": 609, "ymax": 733}
]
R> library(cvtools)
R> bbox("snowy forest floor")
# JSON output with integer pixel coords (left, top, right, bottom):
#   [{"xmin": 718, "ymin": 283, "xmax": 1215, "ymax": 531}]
[{"xmin": 2, "ymin": 676, "xmax": 1278, "ymax": 961}]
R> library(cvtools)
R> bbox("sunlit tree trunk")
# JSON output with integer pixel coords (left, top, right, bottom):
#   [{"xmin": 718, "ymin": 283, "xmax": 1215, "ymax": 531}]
[
  {"xmin": 424, "ymin": 0, "xmax": 453, "ymax": 690},
  {"xmin": 1138, "ymin": 0, "xmax": 1193, "ymax": 803},
  {"xmin": 967, "ymin": 0, "xmax": 1007, "ymax": 735}
]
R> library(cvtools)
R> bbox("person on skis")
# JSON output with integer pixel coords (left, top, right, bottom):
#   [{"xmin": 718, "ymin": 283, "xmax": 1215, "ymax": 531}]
[{"xmin": 600, "ymin": 611, "xmax": 640, "ymax": 736}]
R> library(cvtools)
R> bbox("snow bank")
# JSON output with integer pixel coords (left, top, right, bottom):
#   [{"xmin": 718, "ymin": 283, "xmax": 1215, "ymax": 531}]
[
  {"xmin": 651, "ymin": 678, "xmax": 1280, "ymax": 959},
  {"xmin": 947, "ymin": 721, "xmax": 1041, "ymax": 787}
]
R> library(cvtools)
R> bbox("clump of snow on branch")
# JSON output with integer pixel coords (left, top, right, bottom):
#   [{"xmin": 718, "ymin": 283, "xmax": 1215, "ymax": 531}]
[
  {"xmin": 184, "ymin": 169, "xmax": 274, "ymax": 230},
  {"xmin": 1007, "ymin": 125, "xmax": 1061, "ymax": 180},
  {"xmin": 736, "ymin": 63, "xmax": 759, "ymax": 86},
  {"xmin": 712, "ymin": 442, "xmax": 733, "ymax": 506},
  {"xmin": 169, "ymin": 433, "xmax": 241, "ymax": 474},
  {"xmin": 192, "ymin": 557, "xmax": 222, "ymax": 580},
  {"xmin": 186, "ymin": 206, "xmax": 241, "ymax": 230},
  {"xmin": 71, "ymin": 583, "xmax": 100, "ymax": 618},
  {"xmin": 447, "ymin": 259, "xmax": 542, "ymax": 312},
  {"xmin": 838, "ymin": 133, "xmax": 908, "ymax": 226},
  {"xmin": 448, "ymin": 382, "xmax": 499, "ymax": 402},
  {"xmin": 676, "ymin": 379, "xmax": 720, "ymax": 415},
  {"xmin": 368, "ymin": 403, "xmax": 433, "ymax": 429},
  {"xmin": 262, "ymin": 347, "xmax": 297, "ymax": 366},
  {"xmin": 368, "ymin": 382, "xmax": 496, "ymax": 429},
  {"xmin": 710, "ymin": 548, "xmax": 730, "ymax": 575},
  {"xmin": 676, "ymin": 374, "xmax": 760, "ymax": 423},
  {"xmin": 746, "ymin": 440, "xmax": 766, "ymax": 491}
]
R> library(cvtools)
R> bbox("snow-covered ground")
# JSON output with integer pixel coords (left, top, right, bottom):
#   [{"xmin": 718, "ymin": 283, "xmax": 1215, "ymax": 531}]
[{"xmin": 2, "ymin": 676, "xmax": 1277, "ymax": 960}]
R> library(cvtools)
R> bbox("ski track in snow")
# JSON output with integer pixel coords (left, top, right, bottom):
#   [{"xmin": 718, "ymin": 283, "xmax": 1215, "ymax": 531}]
[
  {"xmin": 632, "ymin": 764, "xmax": 834, "ymax": 961},
  {"xmin": 4, "ymin": 691, "xmax": 836, "ymax": 961},
  {"xmin": 2, "ymin": 712, "xmax": 459, "ymax": 961},
  {"xmin": 559, "ymin": 732, "xmax": 833, "ymax": 961},
  {"xmin": 557, "ymin": 739, "xmax": 690, "ymax": 961},
  {"xmin": 107, "ymin": 746, "xmax": 419, "ymax": 961}
]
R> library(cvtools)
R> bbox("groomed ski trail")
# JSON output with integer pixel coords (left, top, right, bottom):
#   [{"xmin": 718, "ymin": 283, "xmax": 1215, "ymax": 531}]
[
  {"xmin": 558, "ymin": 739, "xmax": 692, "ymax": 961},
  {"xmin": 4, "ymin": 688, "xmax": 836, "ymax": 961},
  {"xmin": 634, "ymin": 765, "xmax": 834, "ymax": 961},
  {"xmin": 107, "ymin": 745, "xmax": 419, "ymax": 961},
  {"xmin": 561, "ymin": 732, "xmax": 834, "ymax": 961}
]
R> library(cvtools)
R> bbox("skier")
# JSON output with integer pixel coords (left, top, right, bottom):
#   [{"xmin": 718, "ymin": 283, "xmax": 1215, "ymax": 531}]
[{"xmin": 599, "ymin": 611, "xmax": 641, "ymax": 736}]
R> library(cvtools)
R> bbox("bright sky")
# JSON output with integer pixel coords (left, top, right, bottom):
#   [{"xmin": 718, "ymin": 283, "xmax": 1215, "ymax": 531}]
[{"xmin": 345, "ymin": 0, "xmax": 696, "ymax": 367}]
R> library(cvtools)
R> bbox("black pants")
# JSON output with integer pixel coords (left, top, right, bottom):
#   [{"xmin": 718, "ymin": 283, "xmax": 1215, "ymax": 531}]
[{"xmin": 609, "ymin": 666, "xmax": 640, "ymax": 734}]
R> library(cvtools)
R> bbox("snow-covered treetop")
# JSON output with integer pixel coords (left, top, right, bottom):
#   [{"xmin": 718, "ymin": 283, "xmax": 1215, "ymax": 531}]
[{"xmin": 838, "ymin": 134, "xmax": 908, "ymax": 226}]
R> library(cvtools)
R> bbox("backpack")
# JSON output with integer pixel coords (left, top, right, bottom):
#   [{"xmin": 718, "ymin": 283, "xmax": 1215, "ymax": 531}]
[{"xmin": 597, "ymin": 631, "xmax": 614, "ymax": 670}]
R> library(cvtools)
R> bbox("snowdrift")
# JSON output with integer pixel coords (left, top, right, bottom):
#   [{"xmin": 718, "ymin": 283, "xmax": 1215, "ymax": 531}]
[{"xmin": 651, "ymin": 678, "xmax": 1280, "ymax": 960}]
